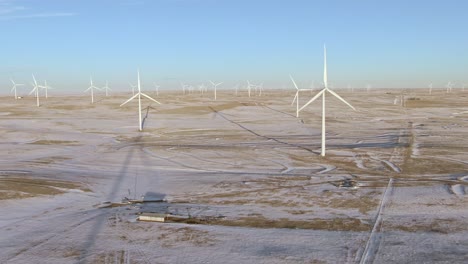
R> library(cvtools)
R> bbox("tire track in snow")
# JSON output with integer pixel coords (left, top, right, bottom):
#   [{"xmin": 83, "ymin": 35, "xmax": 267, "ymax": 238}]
[{"xmin": 358, "ymin": 178, "xmax": 394, "ymax": 264}]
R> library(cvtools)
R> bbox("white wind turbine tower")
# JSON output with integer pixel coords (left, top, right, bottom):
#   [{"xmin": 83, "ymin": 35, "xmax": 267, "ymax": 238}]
[
  {"xmin": 29, "ymin": 74, "xmax": 41, "ymax": 107},
  {"xmin": 290, "ymin": 74, "xmax": 313, "ymax": 117},
  {"xmin": 84, "ymin": 77, "xmax": 101, "ymax": 104},
  {"xmin": 180, "ymin": 82, "xmax": 187, "ymax": 94},
  {"xmin": 102, "ymin": 81, "xmax": 112, "ymax": 96},
  {"xmin": 120, "ymin": 70, "xmax": 161, "ymax": 131},
  {"xmin": 129, "ymin": 82, "xmax": 137, "ymax": 95},
  {"xmin": 445, "ymin": 81, "xmax": 453, "ymax": 93},
  {"xmin": 10, "ymin": 79, "xmax": 24, "ymax": 100},
  {"xmin": 257, "ymin": 82, "xmax": 264, "ymax": 96},
  {"xmin": 154, "ymin": 83, "xmax": 160, "ymax": 96},
  {"xmin": 41, "ymin": 80, "xmax": 53, "ymax": 99},
  {"xmin": 246, "ymin": 81, "xmax": 251, "ymax": 97},
  {"xmin": 428, "ymin": 83, "xmax": 433, "ymax": 95},
  {"xmin": 234, "ymin": 84, "xmax": 239, "ymax": 96},
  {"xmin": 298, "ymin": 45, "xmax": 356, "ymax": 157},
  {"xmin": 209, "ymin": 80, "xmax": 223, "ymax": 100},
  {"xmin": 198, "ymin": 84, "xmax": 206, "ymax": 95}
]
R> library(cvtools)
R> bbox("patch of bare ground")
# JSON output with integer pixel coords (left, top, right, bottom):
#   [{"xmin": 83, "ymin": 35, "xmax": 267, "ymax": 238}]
[
  {"xmin": 167, "ymin": 214, "xmax": 370, "ymax": 231},
  {"xmin": 405, "ymin": 97, "xmax": 468, "ymax": 108},
  {"xmin": 385, "ymin": 218, "xmax": 467, "ymax": 233},
  {"xmin": 28, "ymin": 140, "xmax": 81, "ymax": 146},
  {"xmin": 30, "ymin": 156, "xmax": 72, "ymax": 164},
  {"xmin": 0, "ymin": 177, "xmax": 91, "ymax": 200},
  {"xmin": 91, "ymin": 250, "xmax": 143, "ymax": 264},
  {"xmin": 157, "ymin": 226, "xmax": 217, "ymax": 248},
  {"xmin": 401, "ymin": 157, "xmax": 467, "ymax": 176},
  {"xmin": 44, "ymin": 104, "xmax": 91, "ymax": 110},
  {"xmin": 192, "ymin": 175, "xmax": 382, "ymax": 215}
]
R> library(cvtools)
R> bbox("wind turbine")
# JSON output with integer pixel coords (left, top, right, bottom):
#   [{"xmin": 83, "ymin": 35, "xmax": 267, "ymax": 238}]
[
  {"xmin": 120, "ymin": 70, "xmax": 161, "ymax": 131},
  {"xmin": 41, "ymin": 80, "xmax": 53, "ymax": 99},
  {"xmin": 29, "ymin": 74, "xmax": 41, "ymax": 107},
  {"xmin": 198, "ymin": 84, "xmax": 206, "ymax": 95},
  {"xmin": 445, "ymin": 81, "xmax": 453, "ymax": 93},
  {"xmin": 298, "ymin": 45, "xmax": 356, "ymax": 157},
  {"xmin": 234, "ymin": 84, "xmax": 239, "ymax": 96},
  {"xmin": 154, "ymin": 83, "xmax": 160, "ymax": 96},
  {"xmin": 257, "ymin": 82, "xmax": 264, "ymax": 96},
  {"xmin": 84, "ymin": 77, "xmax": 101, "ymax": 104},
  {"xmin": 10, "ymin": 79, "xmax": 24, "ymax": 100},
  {"xmin": 428, "ymin": 83, "xmax": 433, "ymax": 95},
  {"xmin": 246, "ymin": 80, "xmax": 253, "ymax": 97},
  {"xmin": 209, "ymin": 80, "xmax": 223, "ymax": 100},
  {"xmin": 289, "ymin": 74, "xmax": 313, "ymax": 117},
  {"xmin": 102, "ymin": 81, "xmax": 112, "ymax": 96},
  {"xmin": 180, "ymin": 82, "xmax": 187, "ymax": 94},
  {"xmin": 129, "ymin": 82, "xmax": 137, "ymax": 95}
]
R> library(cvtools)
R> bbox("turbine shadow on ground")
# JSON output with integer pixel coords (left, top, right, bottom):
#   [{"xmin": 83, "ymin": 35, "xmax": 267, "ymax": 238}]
[
  {"xmin": 141, "ymin": 105, "xmax": 155, "ymax": 130},
  {"xmin": 209, "ymin": 106, "xmax": 316, "ymax": 154},
  {"xmin": 78, "ymin": 135, "xmax": 141, "ymax": 263}
]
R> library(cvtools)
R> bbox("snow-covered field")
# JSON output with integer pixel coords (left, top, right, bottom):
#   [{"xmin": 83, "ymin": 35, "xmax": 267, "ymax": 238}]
[{"xmin": 0, "ymin": 89, "xmax": 467, "ymax": 263}]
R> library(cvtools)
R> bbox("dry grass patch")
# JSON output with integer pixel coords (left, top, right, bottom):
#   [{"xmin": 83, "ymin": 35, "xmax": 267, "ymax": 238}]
[
  {"xmin": 157, "ymin": 226, "xmax": 217, "ymax": 248},
  {"xmin": 0, "ymin": 177, "xmax": 91, "ymax": 200},
  {"xmin": 29, "ymin": 140, "xmax": 81, "ymax": 146}
]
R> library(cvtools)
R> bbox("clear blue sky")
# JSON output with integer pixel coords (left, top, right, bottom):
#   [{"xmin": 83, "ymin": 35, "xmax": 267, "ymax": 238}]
[{"xmin": 1, "ymin": 0, "xmax": 467, "ymax": 92}]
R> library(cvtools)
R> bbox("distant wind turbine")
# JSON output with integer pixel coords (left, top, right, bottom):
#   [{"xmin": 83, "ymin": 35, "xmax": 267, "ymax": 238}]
[
  {"xmin": 246, "ymin": 80, "xmax": 253, "ymax": 97},
  {"xmin": 129, "ymin": 82, "xmax": 136, "ymax": 96},
  {"xmin": 289, "ymin": 74, "xmax": 313, "ymax": 117},
  {"xmin": 102, "ymin": 81, "xmax": 111, "ymax": 96},
  {"xmin": 41, "ymin": 80, "xmax": 53, "ymax": 98},
  {"xmin": 445, "ymin": 81, "xmax": 453, "ymax": 93},
  {"xmin": 154, "ymin": 83, "xmax": 160, "ymax": 96},
  {"xmin": 257, "ymin": 82, "xmax": 264, "ymax": 96},
  {"xmin": 428, "ymin": 83, "xmax": 433, "ymax": 95},
  {"xmin": 209, "ymin": 80, "xmax": 223, "ymax": 100},
  {"xmin": 84, "ymin": 77, "xmax": 101, "ymax": 104},
  {"xmin": 298, "ymin": 45, "xmax": 356, "ymax": 157},
  {"xmin": 234, "ymin": 84, "xmax": 239, "ymax": 96},
  {"xmin": 180, "ymin": 82, "xmax": 187, "ymax": 94},
  {"xmin": 120, "ymin": 70, "xmax": 161, "ymax": 131},
  {"xmin": 29, "ymin": 74, "xmax": 41, "ymax": 107},
  {"xmin": 10, "ymin": 79, "xmax": 24, "ymax": 100}
]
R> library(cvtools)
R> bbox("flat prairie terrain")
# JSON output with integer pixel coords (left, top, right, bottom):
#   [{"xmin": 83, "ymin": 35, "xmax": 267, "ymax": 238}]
[{"xmin": 0, "ymin": 89, "xmax": 467, "ymax": 263}]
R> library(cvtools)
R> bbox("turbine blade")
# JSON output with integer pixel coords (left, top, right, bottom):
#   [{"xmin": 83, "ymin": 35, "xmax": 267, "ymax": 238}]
[
  {"xmin": 289, "ymin": 74, "xmax": 299, "ymax": 90},
  {"xmin": 327, "ymin": 89, "xmax": 356, "ymax": 110},
  {"xmin": 141, "ymin": 93, "xmax": 162, "ymax": 104},
  {"xmin": 298, "ymin": 90, "xmax": 325, "ymax": 112},
  {"xmin": 29, "ymin": 87, "xmax": 36, "ymax": 95},
  {"xmin": 291, "ymin": 92, "xmax": 298, "ymax": 106},
  {"xmin": 84, "ymin": 86, "xmax": 92, "ymax": 92},
  {"xmin": 120, "ymin": 93, "xmax": 139, "ymax": 106},
  {"xmin": 32, "ymin": 74, "xmax": 37, "ymax": 86}
]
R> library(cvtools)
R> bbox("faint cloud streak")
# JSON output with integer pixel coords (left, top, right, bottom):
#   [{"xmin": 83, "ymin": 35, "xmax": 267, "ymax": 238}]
[
  {"xmin": 1, "ymin": 12, "xmax": 76, "ymax": 20},
  {"xmin": 0, "ymin": 0, "xmax": 76, "ymax": 20}
]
